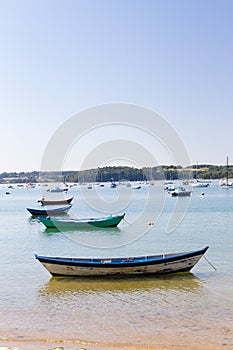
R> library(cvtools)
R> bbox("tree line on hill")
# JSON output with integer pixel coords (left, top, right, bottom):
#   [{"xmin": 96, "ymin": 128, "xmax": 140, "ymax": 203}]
[{"xmin": 0, "ymin": 164, "xmax": 232, "ymax": 183}]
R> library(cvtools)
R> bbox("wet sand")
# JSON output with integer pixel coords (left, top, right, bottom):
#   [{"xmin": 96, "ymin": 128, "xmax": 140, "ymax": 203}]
[{"xmin": 1, "ymin": 338, "xmax": 233, "ymax": 350}]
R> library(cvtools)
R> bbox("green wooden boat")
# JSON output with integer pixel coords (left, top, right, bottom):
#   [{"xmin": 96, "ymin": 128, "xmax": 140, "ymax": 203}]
[{"xmin": 38, "ymin": 213, "xmax": 125, "ymax": 230}]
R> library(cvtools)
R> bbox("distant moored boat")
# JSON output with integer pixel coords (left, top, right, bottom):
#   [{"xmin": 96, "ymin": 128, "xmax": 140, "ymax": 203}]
[
  {"xmin": 170, "ymin": 187, "xmax": 192, "ymax": 197},
  {"xmin": 26, "ymin": 205, "xmax": 72, "ymax": 216},
  {"xmin": 38, "ymin": 196, "xmax": 74, "ymax": 206}
]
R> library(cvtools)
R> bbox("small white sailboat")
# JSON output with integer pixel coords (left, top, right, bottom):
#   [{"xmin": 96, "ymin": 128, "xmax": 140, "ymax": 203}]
[{"xmin": 219, "ymin": 157, "xmax": 233, "ymax": 188}]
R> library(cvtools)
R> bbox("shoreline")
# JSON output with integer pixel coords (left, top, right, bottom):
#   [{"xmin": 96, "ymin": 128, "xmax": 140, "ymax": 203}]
[{"xmin": 1, "ymin": 337, "xmax": 233, "ymax": 350}]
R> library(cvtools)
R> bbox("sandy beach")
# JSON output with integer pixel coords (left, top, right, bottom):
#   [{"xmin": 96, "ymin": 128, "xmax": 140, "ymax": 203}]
[{"xmin": 1, "ymin": 338, "xmax": 233, "ymax": 350}]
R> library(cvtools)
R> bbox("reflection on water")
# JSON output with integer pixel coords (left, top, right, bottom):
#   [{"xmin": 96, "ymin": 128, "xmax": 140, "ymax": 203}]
[
  {"xmin": 34, "ymin": 273, "xmax": 233, "ymax": 350},
  {"xmin": 40, "ymin": 273, "xmax": 202, "ymax": 296},
  {"xmin": 44, "ymin": 226, "xmax": 121, "ymax": 234},
  {"xmin": 34, "ymin": 273, "xmax": 233, "ymax": 349},
  {"xmin": 35, "ymin": 273, "xmax": 208, "ymax": 348}
]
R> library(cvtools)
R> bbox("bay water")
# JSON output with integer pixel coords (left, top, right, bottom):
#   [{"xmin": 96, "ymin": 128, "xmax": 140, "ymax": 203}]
[{"xmin": 0, "ymin": 181, "xmax": 232, "ymax": 349}]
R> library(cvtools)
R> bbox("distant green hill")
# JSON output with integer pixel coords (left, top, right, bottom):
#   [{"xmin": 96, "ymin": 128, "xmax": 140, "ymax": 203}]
[{"xmin": 0, "ymin": 164, "xmax": 231, "ymax": 184}]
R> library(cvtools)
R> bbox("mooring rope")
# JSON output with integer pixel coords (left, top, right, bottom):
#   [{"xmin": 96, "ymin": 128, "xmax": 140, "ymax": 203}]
[
  {"xmin": 123, "ymin": 218, "xmax": 132, "ymax": 226},
  {"xmin": 203, "ymin": 255, "xmax": 217, "ymax": 271}
]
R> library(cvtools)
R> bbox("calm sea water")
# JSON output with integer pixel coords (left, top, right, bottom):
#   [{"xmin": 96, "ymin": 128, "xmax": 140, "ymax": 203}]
[{"xmin": 0, "ymin": 182, "xmax": 232, "ymax": 349}]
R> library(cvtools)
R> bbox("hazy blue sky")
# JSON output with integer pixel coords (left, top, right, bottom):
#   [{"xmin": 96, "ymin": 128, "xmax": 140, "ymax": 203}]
[{"xmin": 0, "ymin": 0, "xmax": 233, "ymax": 172}]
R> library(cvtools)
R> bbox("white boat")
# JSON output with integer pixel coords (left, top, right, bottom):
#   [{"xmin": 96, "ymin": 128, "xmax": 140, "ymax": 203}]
[
  {"xmin": 219, "ymin": 157, "xmax": 233, "ymax": 188},
  {"xmin": 131, "ymin": 185, "xmax": 141, "ymax": 189},
  {"xmin": 170, "ymin": 187, "xmax": 192, "ymax": 197},
  {"xmin": 164, "ymin": 183, "xmax": 175, "ymax": 191},
  {"xmin": 192, "ymin": 181, "xmax": 210, "ymax": 188},
  {"xmin": 219, "ymin": 179, "xmax": 233, "ymax": 187},
  {"xmin": 50, "ymin": 187, "xmax": 68, "ymax": 193},
  {"xmin": 35, "ymin": 246, "xmax": 209, "ymax": 277}
]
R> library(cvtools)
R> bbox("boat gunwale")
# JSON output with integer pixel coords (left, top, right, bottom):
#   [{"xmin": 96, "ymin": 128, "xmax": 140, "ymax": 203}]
[
  {"xmin": 35, "ymin": 246, "xmax": 209, "ymax": 268},
  {"xmin": 26, "ymin": 204, "xmax": 72, "ymax": 215},
  {"xmin": 38, "ymin": 213, "xmax": 125, "ymax": 225}
]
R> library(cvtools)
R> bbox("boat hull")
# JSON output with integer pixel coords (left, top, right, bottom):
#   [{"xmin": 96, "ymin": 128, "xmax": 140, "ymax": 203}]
[
  {"xmin": 35, "ymin": 247, "xmax": 208, "ymax": 277},
  {"xmin": 171, "ymin": 191, "xmax": 192, "ymax": 197},
  {"xmin": 38, "ymin": 197, "xmax": 73, "ymax": 205},
  {"xmin": 192, "ymin": 183, "xmax": 209, "ymax": 188},
  {"xmin": 26, "ymin": 204, "xmax": 72, "ymax": 216},
  {"xmin": 38, "ymin": 214, "xmax": 125, "ymax": 230}
]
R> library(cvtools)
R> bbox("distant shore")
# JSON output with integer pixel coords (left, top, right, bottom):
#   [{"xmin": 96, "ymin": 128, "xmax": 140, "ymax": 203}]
[{"xmin": 0, "ymin": 164, "xmax": 232, "ymax": 184}]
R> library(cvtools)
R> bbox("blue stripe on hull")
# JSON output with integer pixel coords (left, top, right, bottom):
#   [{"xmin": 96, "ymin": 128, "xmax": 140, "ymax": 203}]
[{"xmin": 35, "ymin": 247, "xmax": 208, "ymax": 269}]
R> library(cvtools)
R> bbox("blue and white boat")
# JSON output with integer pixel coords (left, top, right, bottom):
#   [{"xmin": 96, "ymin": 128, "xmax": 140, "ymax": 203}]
[
  {"xmin": 26, "ymin": 204, "xmax": 72, "ymax": 216},
  {"xmin": 35, "ymin": 246, "xmax": 209, "ymax": 277},
  {"xmin": 191, "ymin": 181, "xmax": 210, "ymax": 188}
]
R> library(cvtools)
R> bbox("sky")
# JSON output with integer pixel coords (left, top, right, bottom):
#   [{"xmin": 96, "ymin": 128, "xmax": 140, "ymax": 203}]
[{"xmin": 0, "ymin": 0, "xmax": 233, "ymax": 172}]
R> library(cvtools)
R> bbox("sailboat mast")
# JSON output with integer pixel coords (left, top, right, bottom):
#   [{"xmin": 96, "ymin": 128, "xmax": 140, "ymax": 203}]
[{"xmin": 226, "ymin": 156, "xmax": 229, "ymax": 186}]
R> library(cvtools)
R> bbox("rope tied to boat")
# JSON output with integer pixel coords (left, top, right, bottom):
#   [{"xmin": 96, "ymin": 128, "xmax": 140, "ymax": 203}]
[
  {"xmin": 123, "ymin": 217, "xmax": 132, "ymax": 226},
  {"xmin": 203, "ymin": 255, "xmax": 217, "ymax": 271}
]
